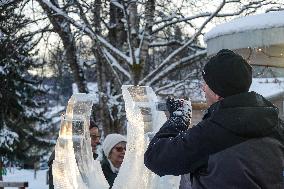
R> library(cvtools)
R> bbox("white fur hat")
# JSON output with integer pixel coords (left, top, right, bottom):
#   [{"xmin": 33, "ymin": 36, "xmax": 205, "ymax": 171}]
[{"xmin": 102, "ymin": 134, "xmax": 127, "ymax": 157}]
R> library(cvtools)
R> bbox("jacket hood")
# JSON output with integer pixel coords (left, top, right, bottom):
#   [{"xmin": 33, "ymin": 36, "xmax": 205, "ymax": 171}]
[{"xmin": 208, "ymin": 92, "xmax": 279, "ymax": 138}]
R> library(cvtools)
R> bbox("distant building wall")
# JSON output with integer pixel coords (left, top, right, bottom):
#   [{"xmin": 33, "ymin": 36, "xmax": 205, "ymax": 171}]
[
  {"xmin": 190, "ymin": 102, "xmax": 207, "ymax": 127},
  {"xmin": 191, "ymin": 109, "xmax": 205, "ymax": 126}
]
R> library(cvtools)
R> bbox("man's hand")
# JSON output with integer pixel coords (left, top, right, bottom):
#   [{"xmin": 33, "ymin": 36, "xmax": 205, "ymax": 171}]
[{"xmin": 166, "ymin": 97, "xmax": 192, "ymax": 126}]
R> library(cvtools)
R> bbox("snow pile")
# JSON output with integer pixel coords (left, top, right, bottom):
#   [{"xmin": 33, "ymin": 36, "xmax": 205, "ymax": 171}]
[
  {"xmin": 250, "ymin": 78, "xmax": 284, "ymax": 99},
  {"xmin": 3, "ymin": 169, "xmax": 48, "ymax": 189}
]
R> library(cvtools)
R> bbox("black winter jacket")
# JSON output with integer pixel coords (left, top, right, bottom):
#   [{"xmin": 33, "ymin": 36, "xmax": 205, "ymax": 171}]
[
  {"xmin": 101, "ymin": 157, "xmax": 118, "ymax": 188},
  {"xmin": 144, "ymin": 92, "xmax": 284, "ymax": 189}
]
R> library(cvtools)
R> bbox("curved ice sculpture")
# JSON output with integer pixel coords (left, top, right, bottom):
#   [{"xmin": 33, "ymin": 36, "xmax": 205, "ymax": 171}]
[
  {"xmin": 52, "ymin": 87, "xmax": 180, "ymax": 189},
  {"xmin": 115, "ymin": 85, "xmax": 180, "ymax": 189},
  {"xmin": 52, "ymin": 93, "xmax": 109, "ymax": 189}
]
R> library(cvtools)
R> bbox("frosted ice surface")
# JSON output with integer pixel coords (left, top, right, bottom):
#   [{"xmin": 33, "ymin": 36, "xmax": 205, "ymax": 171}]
[
  {"xmin": 53, "ymin": 88, "xmax": 180, "ymax": 189},
  {"xmin": 115, "ymin": 85, "xmax": 180, "ymax": 189},
  {"xmin": 53, "ymin": 93, "xmax": 109, "ymax": 189}
]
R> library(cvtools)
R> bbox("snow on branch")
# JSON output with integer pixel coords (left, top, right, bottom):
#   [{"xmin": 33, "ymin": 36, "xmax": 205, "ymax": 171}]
[
  {"xmin": 149, "ymin": 39, "xmax": 184, "ymax": 47},
  {"xmin": 155, "ymin": 80, "xmax": 188, "ymax": 94},
  {"xmin": 152, "ymin": 13, "xmax": 213, "ymax": 34},
  {"xmin": 102, "ymin": 52, "xmax": 123, "ymax": 87},
  {"xmin": 144, "ymin": 50, "xmax": 207, "ymax": 86},
  {"xmin": 111, "ymin": 0, "xmax": 124, "ymax": 10},
  {"xmin": 154, "ymin": 65, "xmax": 201, "ymax": 95},
  {"xmin": 97, "ymin": 35, "xmax": 131, "ymax": 63},
  {"xmin": 141, "ymin": 1, "xmax": 225, "ymax": 85},
  {"xmin": 102, "ymin": 48, "xmax": 131, "ymax": 80},
  {"xmin": 0, "ymin": 126, "xmax": 19, "ymax": 151},
  {"xmin": 153, "ymin": 14, "xmax": 179, "ymax": 26},
  {"xmin": 135, "ymin": 28, "xmax": 145, "ymax": 65},
  {"xmin": 38, "ymin": 0, "xmax": 131, "ymax": 64},
  {"xmin": 121, "ymin": 0, "xmax": 136, "ymax": 65},
  {"xmin": 152, "ymin": 0, "xmax": 271, "ymax": 35}
]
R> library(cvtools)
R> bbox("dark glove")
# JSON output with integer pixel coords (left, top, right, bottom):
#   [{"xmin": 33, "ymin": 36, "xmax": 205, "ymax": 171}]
[{"xmin": 166, "ymin": 97, "xmax": 192, "ymax": 125}]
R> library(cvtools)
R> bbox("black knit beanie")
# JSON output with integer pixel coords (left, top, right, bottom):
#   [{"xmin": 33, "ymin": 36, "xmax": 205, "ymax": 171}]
[{"xmin": 202, "ymin": 49, "xmax": 252, "ymax": 98}]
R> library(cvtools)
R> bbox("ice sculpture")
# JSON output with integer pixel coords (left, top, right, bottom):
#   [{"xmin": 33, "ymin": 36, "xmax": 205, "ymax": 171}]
[
  {"xmin": 114, "ymin": 85, "xmax": 180, "ymax": 189},
  {"xmin": 52, "ymin": 87, "xmax": 180, "ymax": 189},
  {"xmin": 52, "ymin": 93, "xmax": 109, "ymax": 189}
]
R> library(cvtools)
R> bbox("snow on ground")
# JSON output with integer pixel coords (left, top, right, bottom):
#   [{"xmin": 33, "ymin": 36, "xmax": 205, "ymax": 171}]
[
  {"xmin": 3, "ymin": 168, "xmax": 48, "ymax": 189},
  {"xmin": 250, "ymin": 78, "xmax": 284, "ymax": 99}
]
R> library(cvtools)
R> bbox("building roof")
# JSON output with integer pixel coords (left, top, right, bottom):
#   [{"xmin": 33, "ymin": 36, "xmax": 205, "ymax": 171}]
[
  {"xmin": 204, "ymin": 11, "xmax": 284, "ymax": 42},
  {"xmin": 204, "ymin": 11, "xmax": 284, "ymax": 57}
]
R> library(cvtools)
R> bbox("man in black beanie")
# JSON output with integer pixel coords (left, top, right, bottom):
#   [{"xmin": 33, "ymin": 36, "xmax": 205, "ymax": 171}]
[
  {"xmin": 145, "ymin": 49, "xmax": 284, "ymax": 189},
  {"xmin": 202, "ymin": 49, "xmax": 252, "ymax": 106}
]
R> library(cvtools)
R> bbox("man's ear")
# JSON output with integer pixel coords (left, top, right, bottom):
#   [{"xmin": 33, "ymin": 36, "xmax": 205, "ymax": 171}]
[{"xmin": 216, "ymin": 94, "xmax": 224, "ymax": 101}]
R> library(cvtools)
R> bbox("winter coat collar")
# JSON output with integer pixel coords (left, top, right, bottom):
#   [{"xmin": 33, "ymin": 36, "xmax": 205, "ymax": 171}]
[{"xmin": 205, "ymin": 91, "xmax": 279, "ymax": 138}]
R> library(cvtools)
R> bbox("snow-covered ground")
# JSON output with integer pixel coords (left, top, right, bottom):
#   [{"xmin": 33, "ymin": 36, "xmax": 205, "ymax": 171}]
[{"xmin": 3, "ymin": 168, "xmax": 48, "ymax": 189}]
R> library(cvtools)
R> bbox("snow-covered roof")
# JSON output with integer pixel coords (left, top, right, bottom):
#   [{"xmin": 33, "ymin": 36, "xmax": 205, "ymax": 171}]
[
  {"xmin": 250, "ymin": 78, "xmax": 284, "ymax": 99},
  {"xmin": 205, "ymin": 11, "xmax": 284, "ymax": 41},
  {"xmin": 204, "ymin": 11, "xmax": 284, "ymax": 55}
]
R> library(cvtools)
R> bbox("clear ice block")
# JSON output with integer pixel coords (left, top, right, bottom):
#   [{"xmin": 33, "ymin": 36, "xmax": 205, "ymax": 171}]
[{"xmin": 52, "ymin": 93, "xmax": 109, "ymax": 189}]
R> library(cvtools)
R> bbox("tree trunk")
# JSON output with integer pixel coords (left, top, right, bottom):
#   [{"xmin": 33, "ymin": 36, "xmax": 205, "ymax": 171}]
[
  {"xmin": 38, "ymin": 0, "xmax": 88, "ymax": 93},
  {"xmin": 141, "ymin": 0, "xmax": 155, "ymax": 78},
  {"xmin": 95, "ymin": 50, "xmax": 112, "ymax": 135},
  {"xmin": 109, "ymin": 0, "xmax": 126, "ymax": 49},
  {"xmin": 90, "ymin": 0, "xmax": 127, "ymax": 135},
  {"xmin": 127, "ymin": 2, "xmax": 141, "ymax": 85},
  {"xmin": 92, "ymin": 0, "xmax": 118, "ymax": 135}
]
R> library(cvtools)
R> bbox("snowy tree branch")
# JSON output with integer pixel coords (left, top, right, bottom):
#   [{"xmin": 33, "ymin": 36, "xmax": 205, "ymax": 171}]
[
  {"xmin": 102, "ymin": 48, "xmax": 131, "ymax": 80},
  {"xmin": 140, "ymin": 1, "xmax": 225, "ymax": 85},
  {"xmin": 121, "ymin": 0, "xmax": 136, "ymax": 65},
  {"xmin": 38, "ymin": 0, "xmax": 131, "ymax": 64},
  {"xmin": 102, "ymin": 49, "xmax": 123, "ymax": 86},
  {"xmin": 110, "ymin": 0, "xmax": 124, "ymax": 10},
  {"xmin": 149, "ymin": 39, "xmax": 184, "ymax": 47},
  {"xmin": 144, "ymin": 50, "xmax": 207, "ymax": 86},
  {"xmin": 155, "ymin": 74, "xmax": 198, "ymax": 96},
  {"xmin": 155, "ymin": 80, "xmax": 189, "ymax": 94},
  {"xmin": 152, "ymin": 0, "xmax": 271, "ymax": 34}
]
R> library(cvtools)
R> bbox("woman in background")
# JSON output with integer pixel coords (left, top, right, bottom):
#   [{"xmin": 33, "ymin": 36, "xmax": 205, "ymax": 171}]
[{"xmin": 101, "ymin": 133, "xmax": 127, "ymax": 188}]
